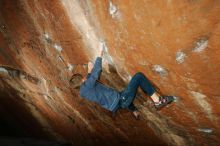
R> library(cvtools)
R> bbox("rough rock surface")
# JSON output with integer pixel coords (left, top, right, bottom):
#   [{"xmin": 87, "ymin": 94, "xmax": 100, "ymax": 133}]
[
  {"xmin": 0, "ymin": 0, "xmax": 220, "ymax": 145},
  {"xmin": 0, "ymin": 137, "xmax": 71, "ymax": 146}
]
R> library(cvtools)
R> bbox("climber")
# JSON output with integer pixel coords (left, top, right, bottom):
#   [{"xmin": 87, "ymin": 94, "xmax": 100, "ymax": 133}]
[{"xmin": 71, "ymin": 43, "xmax": 174, "ymax": 119}]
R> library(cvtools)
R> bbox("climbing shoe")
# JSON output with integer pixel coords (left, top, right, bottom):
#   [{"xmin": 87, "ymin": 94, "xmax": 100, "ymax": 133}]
[{"xmin": 154, "ymin": 96, "xmax": 174, "ymax": 110}]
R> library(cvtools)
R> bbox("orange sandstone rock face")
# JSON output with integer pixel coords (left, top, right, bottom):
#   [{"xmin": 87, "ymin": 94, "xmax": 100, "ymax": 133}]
[{"xmin": 0, "ymin": 0, "xmax": 220, "ymax": 145}]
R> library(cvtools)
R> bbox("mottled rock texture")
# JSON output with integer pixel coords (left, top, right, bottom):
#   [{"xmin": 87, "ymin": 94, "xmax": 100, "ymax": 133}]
[{"xmin": 0, "ymin": 0, "xmax": 220, "ymax": 146}]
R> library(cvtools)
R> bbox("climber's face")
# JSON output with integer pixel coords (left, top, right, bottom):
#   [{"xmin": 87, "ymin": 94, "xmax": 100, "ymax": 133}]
[{"xmin": 80, "ymin": 61, "xmax": 93, "ymax": 84}]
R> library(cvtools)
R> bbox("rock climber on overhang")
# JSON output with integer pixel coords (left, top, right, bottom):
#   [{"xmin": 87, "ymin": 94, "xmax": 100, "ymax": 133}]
[{"xmin": 71, "ymin": 42, "xmax": 174, "ymax": 119}]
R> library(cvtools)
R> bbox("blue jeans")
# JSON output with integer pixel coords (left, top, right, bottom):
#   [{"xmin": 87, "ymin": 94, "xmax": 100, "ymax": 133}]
[{"xmin": 119, "ymin": 72, "xmax": 156, "ymax": 111}]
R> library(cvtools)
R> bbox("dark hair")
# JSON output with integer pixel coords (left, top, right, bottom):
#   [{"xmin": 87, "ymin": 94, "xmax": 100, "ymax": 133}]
[{"xmin": 70, "ymin": 73, "xmax": 83, "ymax": 89}]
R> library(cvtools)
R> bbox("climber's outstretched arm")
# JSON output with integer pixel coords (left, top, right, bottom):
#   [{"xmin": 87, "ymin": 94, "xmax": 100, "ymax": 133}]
[{"xmin": 84, "ymin": 43, "xmax": 104, "ymax": 87}]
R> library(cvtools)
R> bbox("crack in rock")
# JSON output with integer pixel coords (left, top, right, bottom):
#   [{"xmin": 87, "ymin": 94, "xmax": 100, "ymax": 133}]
[{"xmin": 0, "ymin": 66, "xmax": 40, "ymax": 84}]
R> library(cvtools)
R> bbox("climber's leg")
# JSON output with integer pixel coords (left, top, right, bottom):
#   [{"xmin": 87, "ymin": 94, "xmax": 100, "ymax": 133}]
[
  {"xmin": 119, "ymin": 72, "xmax": 174, "ymax": 110},
  {"xmin": 119, "ymin": 72, "xmax": 156, "ymax": 108}
]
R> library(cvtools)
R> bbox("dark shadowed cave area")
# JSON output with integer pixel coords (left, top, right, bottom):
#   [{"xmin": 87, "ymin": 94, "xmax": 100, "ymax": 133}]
[{"xmin": 0, "ymin": 0, "xmax": 220, "ymax": 146}]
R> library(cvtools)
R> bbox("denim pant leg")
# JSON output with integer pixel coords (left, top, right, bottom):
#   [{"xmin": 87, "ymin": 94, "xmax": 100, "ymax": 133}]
[{"xmin": 120, "ymin": 72, "xmax": 156, "ymax": 110}]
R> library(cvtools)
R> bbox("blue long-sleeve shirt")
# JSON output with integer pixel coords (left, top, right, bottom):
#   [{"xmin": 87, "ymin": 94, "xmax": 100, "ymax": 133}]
[{"xmin": 80, "ymin": 57, "xmax": 120, "ymax": 112}]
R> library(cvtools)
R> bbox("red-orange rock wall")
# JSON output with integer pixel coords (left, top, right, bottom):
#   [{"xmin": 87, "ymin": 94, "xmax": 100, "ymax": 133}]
[{"xmin": 0, "ymin": 0, "xmax": 220, "ymax": 145}]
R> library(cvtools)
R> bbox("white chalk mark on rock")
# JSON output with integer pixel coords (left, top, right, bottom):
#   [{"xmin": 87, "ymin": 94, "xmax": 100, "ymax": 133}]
[
  {"xmin": 101, "ymin": 41, "xmax": 113, "ymax": 64},
  {"xmin": 197, "ymin": 128, "xmax": 213, "ymax": 134},
  {"xmin": 67, "ymin": 63, "xmax": 74, "ymax": 71},
  {"xmin": 190, "ymin": 91, "xmax": 213, "ymax": 120},
  {"xmin": 0, "ymin": 67, "xmax": 8, "ymax": 75},
  {"xmin": 54, "ymin": 43, "xmax": 62, "ymax": 52},
  {"xmin": 43, "ymin": 33, "xmax": 52, "ymax": 44},
  {"xmin": 152, "ymin": 65, "xmax": 168, "ymax": 76},
  {"xmin": 61, "ymin": 0, "xmax": 102, "ymax": 59},
  {"xmin": 176, "ymin": 51, "xmax": 186, "ymax": 64},
  {"xmin": 19, "ymin": 74, "xmax": 26, "ymax": 79},
  {"xmin": 192, "ymin": 39, "xmax": 208, "ymax": 53},
  {"xmin": 41, "ymin": 77, "xmax": 49, "ymax": 95},
  {"xmin": 109, "ymin": 1, "xmax": 118, "ymax": 18},
  {"xmin": 108, "ymin": 0, "xmax": 122, "ymax": 19},
  {"xmin": 43, "ymin": 33, "xmax": 50, "ymax": 40},
  {"xmin": 101, "ymin": 40, "xmax": 108, "ymax": 52}
]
